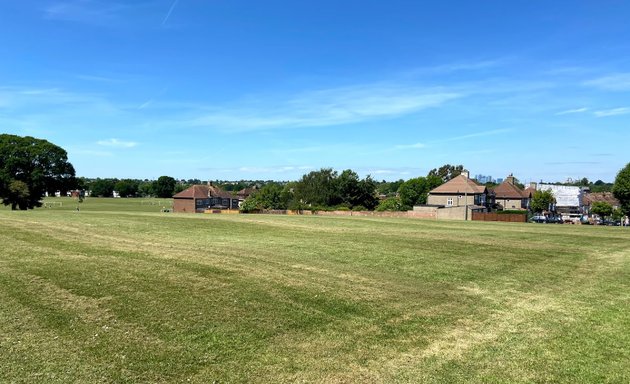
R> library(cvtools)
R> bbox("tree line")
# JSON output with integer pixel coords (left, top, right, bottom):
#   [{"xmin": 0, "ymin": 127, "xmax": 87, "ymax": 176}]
[
  {"xmin": 241, "ymin": 169, "xmax": 379, "ymax": 212},
  {"xmin": 79, "ymin": 176, "xmax": 178, "ymax": 198},
  {"xmin": 240, "ymin": 165, "xmax": 462, "ymax": 212},
  {"xmin": 3, "ymin": 134, "xmax": 630, "ymax": 215}
]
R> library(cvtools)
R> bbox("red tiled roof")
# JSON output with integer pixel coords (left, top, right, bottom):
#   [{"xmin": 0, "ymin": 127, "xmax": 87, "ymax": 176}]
[
  {"xmin": 173, "ymin": 185, "xmax": 209, "ymax": 199},
  {"xmin": 173, "ymin": 185, "xmax": 234, "ymax": 199},
  {"xmin": 523, "ymin": 187, "xmax": 536, "ymax": 197},
  {"xmin": 582, "ymin": 192, "xmax": 620, "ymax": 206},
  {"xmin": 237, "ymin": 187, "xmax": 257, "ymax": 198},
  {"xmin": 208, "ymin": 185, "xmax": 234, "ymax": 199},
  {"xmin": 493, "ymin": 180, "xmax": 528, "ymax": 199},
  {"xmin": 429, "ymin": 175, "xmax": 486, "ymax": 194}
]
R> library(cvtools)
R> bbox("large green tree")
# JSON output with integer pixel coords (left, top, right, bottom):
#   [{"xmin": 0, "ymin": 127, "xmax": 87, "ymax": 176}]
[
  {"xmin": 336, "ymin": 169, "xmax": 378, "ymax": 209},
  {"xmin": 293, "ymin": 168, "xmax": 339, "ymax": 207},
  {"xmin": 138, "ymin": 181, "xmax": 154, "ymax": 197},
  {"xmin": 153, "ymin": 176, "xmax": 177, "ymax": 198},
  {"xmin": 337, "ymin": 169, "xmax": 361, "ymax": 208},
  {"xmin": 242, "ymin": 183, "xmax": 286, "ymax": 211},
  {"xmin": 0, "ymin": 134, "xmax": 76, "ymax": 210},
  {"xmin": 90, "ymin": 179, "xmax": 116, "ymax": 197},
  {"xmin": 612, "ymin": 163, "xmax": 630, "ymax": 214},
  {"xmin": 530, "ymin": 190, "xmax": 555, "ymax": 213},
  {"xmin": 398, "ymin": 177, "xmax": 429, "ymax": 209},
  {"xmin": 356, "ymin": 175, "xmax": 379, "ymax": 210},
  {"xmin": 397, "ymin": 175, "xmax": 442, "ymax": 210},
  {"xmin": 291, "ymin": 168, "xmax": 379, "ymax": 210},
  {"xmin": 428, "ymin": 164, "xmax": 465, "ymax": 183},
  {"xmin": 376, "ymin": 179, "xmax": 404, "ymax": 196},
  {"xmin": 115, "ymin": 179, "xmax": 139, "ymax": 197}
]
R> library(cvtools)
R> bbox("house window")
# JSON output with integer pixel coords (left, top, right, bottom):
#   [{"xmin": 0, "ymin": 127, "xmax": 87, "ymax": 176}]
[{"xmin": 447, "ymin": 197, "xmax": 453, "ymax": 206}]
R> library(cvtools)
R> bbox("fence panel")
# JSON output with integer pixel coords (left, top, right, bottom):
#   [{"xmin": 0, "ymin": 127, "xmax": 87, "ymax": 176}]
[{"xmin": 472, "ymin": 212, "xmax": 526, "ymax": 222}]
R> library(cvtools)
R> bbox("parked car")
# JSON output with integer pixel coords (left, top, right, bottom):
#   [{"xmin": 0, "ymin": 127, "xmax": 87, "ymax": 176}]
[
  {"xmin": 601, "ymin": 219, "xmax": 621, "ymax": 226},
  {"xmin": 546, "ymin": 216, "xmax": 564, "ymax": 224},
  {"xmin": 530, "ymin": 215, "xmax": 547, "ymax": 223}
]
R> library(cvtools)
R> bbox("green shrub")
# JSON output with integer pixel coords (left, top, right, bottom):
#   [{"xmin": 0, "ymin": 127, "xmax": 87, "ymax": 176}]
[{"xmin": 376, "ymin": 197, "xmax": 405, "ymax": 212}]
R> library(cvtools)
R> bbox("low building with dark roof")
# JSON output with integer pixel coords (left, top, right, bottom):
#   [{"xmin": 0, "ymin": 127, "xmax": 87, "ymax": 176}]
[{"xmin": 173, "ymin": 183, "xmax": 239, "ymax": 213}]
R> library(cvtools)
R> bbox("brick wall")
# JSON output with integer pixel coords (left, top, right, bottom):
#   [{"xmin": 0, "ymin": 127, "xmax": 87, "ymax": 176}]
[
  {"xmin": 313, "ymin": 210, "xmax": 438, "ymax": 219},
  {"xmin": 173, "ymin": 199, "xmax": 195, "ymax": 213}
]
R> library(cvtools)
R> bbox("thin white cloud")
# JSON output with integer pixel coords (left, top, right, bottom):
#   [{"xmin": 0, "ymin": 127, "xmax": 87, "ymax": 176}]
[
  {"xmin": 138, "ymin": 99, "xmax": 153, "ymax": 109},
  {"xmin": 71, "ymin": 149, "xmax": 114, "ymax": 157},
  {"xmin": 460, "ymin": 149, "xmax": 495, "ymax": 156},
  {"xmin": 439, "ymin": 128, "xmax": 512, "ymax": 142},
  {"xmin": 186, "ymin": 84, "xmax": 462, "ymax": 132},
  {"xmin": 406, "ymin": 58, "xmax": 509, "ymax": 77},
  {"xmin": 433, "ymin": 59, "xmax": 507, "ymax": 72},
  {"xmin": 594, "ymin": 107, "xmax": 630, "ymax": 117},
  {"xmin": 76, "ymin": 74, "xmax": 120, "ymax": 83},
  {"xmin": 556, "ymin": 107, "xmax": 588, "ymax": 115},
  {"xmin": 545, "ymin": 161, "xmax": 601, "ymax": 165},
  {"xmin": 543, "ymin": 66, "xmax": 592, "ymax": 76},
  {"xmin": 272, "ymin": 145, "xmax": 327, "ymax": 154},
  {"xmin": 0, "ymin": 86, "xmax": 114, "ymax": 110},
  {"xmin": 392, "ymin": 129, "xmax": 511, "ymax": 152},
  {"xmin": 162, "ymin": 0, "xmax": 179, "ymax": 26},
  {"xmin": 370, "ymin": 169, "xmax": 411, "ymax": 175},
  {"xmin": 43, "ymin": 1, "xmax": 129, "ymax": 24},
  {"xmin": 97, "ymin": 138, "xmax": 138, "ymax": 148},
  {"xmin": 239, "ymin": 166, "xmax": 304, "ymax": 173},
  {"xmin": 204, "ymin": 166, "xmax": 314, "ymax": 174},
  {"xmin": 138, "ymin": 87, "xmax": 168, "ymax": 110},
  {"xmin": 354, "ymin": 166, "xmax": 420, "ymax": 178},
  {"xmin": 584, "ymin": 73, "xmax": 630, "ymax": 91},
  {"xmin": 395, "ymin": 142, "xmax": 427, "ymax": 150},
  {"xmin": 18, "ymin": 88, "xmax": 61, "ymax": 96}
]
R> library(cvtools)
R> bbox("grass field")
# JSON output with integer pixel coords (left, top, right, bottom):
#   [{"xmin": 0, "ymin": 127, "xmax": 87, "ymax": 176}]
[{"xmin": 1, "ymin": 198, "xmax": 628, "ymax": 383}]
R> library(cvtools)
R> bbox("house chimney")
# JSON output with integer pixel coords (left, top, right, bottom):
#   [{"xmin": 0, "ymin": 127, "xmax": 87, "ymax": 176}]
[
  {"xmin": 461, "ymin": 170, "xmax": 469, "ymax": 179},
  {"xmin": 530, "ymin": 182, "xmax": 537, "ymax": 189},
  {"xmin": 506, "ymin": 174, "xmax": 515, "ymax": 185}
]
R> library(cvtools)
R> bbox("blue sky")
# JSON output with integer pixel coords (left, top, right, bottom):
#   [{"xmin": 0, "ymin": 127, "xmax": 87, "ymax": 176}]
[{"xmin": 1, "ymin": 1, "xmax": 629, "ymax": 182}]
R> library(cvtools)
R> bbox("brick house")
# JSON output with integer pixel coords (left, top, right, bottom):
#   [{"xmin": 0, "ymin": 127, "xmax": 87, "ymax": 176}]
[
  {"xmin": 582, "ymin": 192, "xmax": 620, "ymax": 214},
  {"xmin": 236, "ymin": 186, "xmax": 257, "ymax": 205},
  {"xmin": 173, "ymin": 183, "xmax": 239, "ymax": 213},
  {"xmin": 492, "ymin": 174, "xmax": 530, "ymax": 210},
  {"xmin": 427, "ymin": 171, "xmax": 490, "ymax": 209}
]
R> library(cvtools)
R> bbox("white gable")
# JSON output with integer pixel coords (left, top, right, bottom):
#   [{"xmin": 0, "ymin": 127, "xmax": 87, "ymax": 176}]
[{"xmin": 537, "ymin": 184, "xmax": 582, "ymax": 207}]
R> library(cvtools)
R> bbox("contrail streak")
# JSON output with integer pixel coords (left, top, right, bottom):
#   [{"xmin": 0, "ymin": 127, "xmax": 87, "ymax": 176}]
[{"xmin": 162, "ymin": 0, "xmax": 179, "ymax": 26}]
